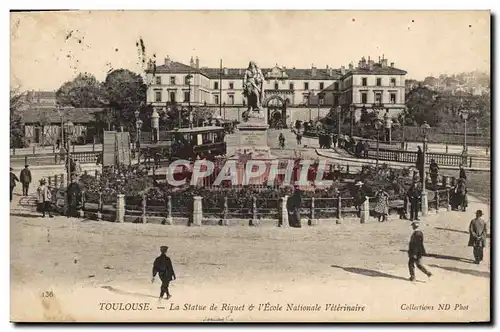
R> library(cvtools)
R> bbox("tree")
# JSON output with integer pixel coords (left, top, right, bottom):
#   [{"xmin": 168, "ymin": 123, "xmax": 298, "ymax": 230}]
[
  {"xmin": 102, "ymin": 69, "xmax": 147, "ymax": 132},
  {"xmin": 10, "ymin": 89, "xmax": 27, "ymax": 148},
  {"xmin": 56, "ymin": 73, "xmax": 103, "ymax": 108},
  {"xmin": 405, "ymin": 86, "xmax": 443, "ymax": 126}
]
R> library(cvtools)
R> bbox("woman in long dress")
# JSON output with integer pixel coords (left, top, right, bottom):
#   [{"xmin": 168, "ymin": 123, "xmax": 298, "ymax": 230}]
[{"xmin": 374, "ymin": 190, "xmax": 389, "ymax": 222}]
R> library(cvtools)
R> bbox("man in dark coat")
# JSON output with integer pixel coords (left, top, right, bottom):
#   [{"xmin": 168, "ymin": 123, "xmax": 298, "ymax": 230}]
[
  {"xmin": 19, "ymin": 164, "xmax": 32, "ymax": 196},
  {"xmin": 416, "ymin": 146, "xmax": 424, "ymax": 181},
  {"xmin": 287, "ymin": 186, "xmax": 302, "ymax": 228},
  {"xmin": 468, "ymin": 210, "xmax": 487, "ymax": 264},
  {"xmin": 408, "ymin": 221, "xmax": 432, "ymax": 281},
  {"xmin": 10, "ymin": 167, "xmax": 19, "ymax": 202},
  {"xmin": 407, "ymin": 181, "xmax": 421, "ymax": 221},
  {"xmin": 459, "ymin": 164, "xmax": 467, "ymax": 181},
  {"xmin": 429, "ymin": 159, "xmax": 439, "ymax": 187},
  {"xmin": 354, "ymin": 181, "xmax": 366, "ymax": 217},
  {"xmin": 66, "ymin": 176, "xmax": 81, "ymax": 217},
  {"xmin": 152, "ymin": 246, "xmax": 176, "ymax": 300}
]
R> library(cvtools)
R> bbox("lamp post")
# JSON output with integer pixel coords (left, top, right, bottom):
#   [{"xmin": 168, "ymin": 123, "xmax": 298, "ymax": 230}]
[
  {"xmin": 151, "ymin": 108, "xmax": 159, "ymax": 143},
  {"xmin": 374, "ymin": 118, "xmax": 383, "ymax": 167},
  {"xmin": 336, "ymin": 106, "xmax": 342, "ymax": 139},
  {"xmin": 350, "ymin": 104, "xmax": 356, "ymax": 137},
  {"xmin": 186, "ymin": 74, "xmax": 193, "ymax": 129},
  {"xmin": 460, "ymin": 109, "xmax": 469, "ymax": 154},
  {"xmin": 401, "ymin": 112, "xmax": 406, "ymax": 150},
  {"xmin": 134, "ymin": 110, "xmax": 143, "ymax": 160},
  {"xmin": 421, "ymin": 121, "xmax": 431, "ymax": 216}
]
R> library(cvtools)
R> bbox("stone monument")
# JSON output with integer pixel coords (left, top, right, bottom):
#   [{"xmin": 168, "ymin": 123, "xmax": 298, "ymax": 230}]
[{"xmin": 235, "ymin": 61, "xmax": 270, "ymax": 155}]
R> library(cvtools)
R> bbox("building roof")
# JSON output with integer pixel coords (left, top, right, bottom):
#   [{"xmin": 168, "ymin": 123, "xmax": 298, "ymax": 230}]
[
  {"xmin": 22, "ymin": 107, "xmax": 104, "ymax": 124},
  {"xmin": 148, "ymin": 61, "xmax": 344, "ymax": 80},
  {"xmin": 25, "ymin": 90, "xmax": 57, "ymax": 99},
  {"xmin": 344, "ymin": 64, "xmax": 407, "ymax": 77}
]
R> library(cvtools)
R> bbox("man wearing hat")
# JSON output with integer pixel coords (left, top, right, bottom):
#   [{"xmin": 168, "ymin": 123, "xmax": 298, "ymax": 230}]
[
  {"xmin": 408, "ymin": 221, "xmax": 432, "ymax": 281},
  {"xmin": 10, "ymin": 167, "xmax": 19, "ymax": 202},
  {"xmin": 19, "ymin": 164, "xmax": 32, "ymax": 196},
  {"xmin": 152, "ymin": 246, "xmax": 176, "ymax": 300},
  {"xmin": 66, "ymin": 175, "xmax": 81, "ymax": 217},
  {"xmin": 354, "ymin": 181, "xmax": 366, "ymax": 217},
  {"xmin": 468, "ymin": 210, "xmax": 487, "ymax": 264},
  {"xmin": 407, "ymin": 181, "xmax": 421, "ymax": 221}
]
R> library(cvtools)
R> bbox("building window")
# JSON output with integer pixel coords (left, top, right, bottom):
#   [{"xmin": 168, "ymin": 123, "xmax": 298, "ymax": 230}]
[
  {"xmin": 319, "ymin": 82, "xmax": 324, "ymax": 90},
  {"xmin": 361, "ymin": 93, "xmax": 367, "ymax": 104},
  {"xmin": 155, "ymin": 76, "xmax": 162, "ymax": 85},
  {"xmin": 376, "ymin": 78, "xmax": 382, "ymax": 86},
  {"xmin": 184, "ymin": 91, "xmax": 190, "ymax": 102},
  {"xmin": 390, "ymin": 93, "xmax": 397, "ymax": 104},
  {"xmin": 362, "ymin": 78, "xmax": 367, "ymax": 86},
  {"xmin": 184, "ymin": 75, "xmax": 191, "ymax": 85},
  {"xmin": 229, "ymin": 82, "xmax": 234, "ymax": 90},
  {"xmin": 319, "ymin": 96, "xmax": 324, "ymax": 105},
  {"xmin": 155, "ymin": 91, "xmax": 162, "ymax": 102},
  {"xmin": 289, "ymin": 83, "xmax": 294, "ymax": 90},
  {"xmin": 334, "ymin": 82, "xmax": 339, "ymax": 91},
  {"xmin": 214, "ymin": 82, "xmax": 219, "ymax": 90},
  {"xmin": 214, "ymin": 94, "xmax": 219, "ymax": 105},
  {"xmin": 390, "ymin": 78, "xmax": 396, "ymax": 87},
  {"xmin": 169, "ymin": 91, "xmax": 176, "ymax": 103},
  {"xmin": 334, "ymin": 95, "xmax": 339, "ymax": 106},
  {"xmin": 375, "ymin": 92, "xmax": 382, "ymax": 104},
  {"xmin": 274, "ymin": 82, "xmax": 279, "ymax": 90},
  {"xmin": 170, "ymin": 76, "xmax": 176, "ymax": 85},
  {"xmin": 228, "ymin": 95, "xmax": 234, "ymax": 105},
  {"xmin": 304, "ymin": 82, "xmax": 309, "ymax": 90}
]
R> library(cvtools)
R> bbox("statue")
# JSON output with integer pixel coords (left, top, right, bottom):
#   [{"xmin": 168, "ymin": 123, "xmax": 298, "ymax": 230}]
[{"xmin": 242, "ymin": 61, "xmax": 265, "ymax": 121}]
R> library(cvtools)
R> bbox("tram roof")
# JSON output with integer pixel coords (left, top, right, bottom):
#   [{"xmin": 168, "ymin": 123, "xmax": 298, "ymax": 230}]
[{"xmin": 172, "ymin": 126, "xmax": 225, "ymax": 133}]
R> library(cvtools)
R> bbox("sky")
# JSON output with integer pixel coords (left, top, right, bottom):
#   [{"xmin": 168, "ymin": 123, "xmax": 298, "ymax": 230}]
[{"xmin": 10, "ymin": 10, "xmax": 490, "ymax": 91}]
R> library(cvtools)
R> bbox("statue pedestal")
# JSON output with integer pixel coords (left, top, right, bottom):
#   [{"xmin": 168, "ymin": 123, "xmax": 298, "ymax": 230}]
[{"xmin": 235, "ymin": 120, "xmax": 270, "ymax": 155}]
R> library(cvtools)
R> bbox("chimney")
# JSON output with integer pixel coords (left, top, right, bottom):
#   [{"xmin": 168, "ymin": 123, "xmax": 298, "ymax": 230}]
[
  {"xmin": 195, "ymin": 57, "xmax": 200, "ymax": 69},
  {"xmin": 368, "ymin": 60, "xmax": 374, "ymax": 70},
  {"xmin": 348, "ymin": 63, "xmax": 353, "ymax": 70},
  {"xmin": 311, "ymin": 65, "xmax": 317, "ymax": 77},
  {"xmin": 381, "ymin": 58, "xmax": 388, "ymax": 68},
  {"xmin": 190, "ymin": 56, "xmax": 195, "ymax": 67},
  {"xmin": 164, "ymin": 56, "xmax": 171, "ymax": 66},
  {"xmin": 390, "ymin": 62, "xmax": 394, "ymax": 67},
  {"xmin": 340, "ymin": 66, "xmax": 346, "ymax": 75},
  {"xmin": 223, "ymin": 67, "xmax": 229, "ymax": 75}
]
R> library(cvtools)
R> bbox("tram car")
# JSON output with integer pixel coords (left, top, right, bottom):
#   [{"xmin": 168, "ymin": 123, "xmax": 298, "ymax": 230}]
[{"xmin": 139, "ymin": 126, "xmax": 227, "ymax": 162}]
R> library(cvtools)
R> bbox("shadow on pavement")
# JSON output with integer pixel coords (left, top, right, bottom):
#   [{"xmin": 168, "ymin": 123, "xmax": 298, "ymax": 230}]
[
  {"xmin": 428, "ymin": 264, "xmax": 490, "ymax": 278},
  {"xmin": 101, "ymin": 285, "xmax": 158, "ymax": 299},
  {"xmin": 399, "ymin": 250, "xmax": 475, "ymax": 264},
  {"xmin": 435, "ymin": 227, "xmax": 490, "ymax": 238},
  {"xmin": 331, "ymin": 265, "xmax": 424, "ymax": 283}
]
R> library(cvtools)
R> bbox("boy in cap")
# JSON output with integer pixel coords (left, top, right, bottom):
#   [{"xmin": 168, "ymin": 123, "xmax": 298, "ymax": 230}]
[
  {"xmin": 152, "ymin": 246, "xmax": 176, "ymax": 300},
  {"xmin": 408, "ymin": 221, "xmax": 432, "ymax": 281},
  {"xmin": 468, "ymin": 210, "xmax": 487, "ymax": 264}
]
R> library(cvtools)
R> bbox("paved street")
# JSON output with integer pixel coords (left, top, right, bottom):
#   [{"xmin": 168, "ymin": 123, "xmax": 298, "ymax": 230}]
[{"xmin": 10, "ymin": 190, "xmax": 490, "ymax": 322}]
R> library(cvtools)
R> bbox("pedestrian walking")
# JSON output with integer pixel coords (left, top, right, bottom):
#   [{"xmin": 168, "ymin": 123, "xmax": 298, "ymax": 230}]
[
  {"xmin": 19, "ymin": 164, "xmax": 32, "ymax": 196},
  {"xmin": 279, "ymin": 132, "xmax": 285, "ymax": 150},
  {"xmin": 152, "ymin": 246, "xmax": 176, "ymax": 300},
  {"xmin": 468, "ymin": 210, "xmax": 487, "ymax": 264},
  {"xmin": 10, "ymin": 167, "xmax": 19, "ymax": 202},
  {"xmin": 287, "ymin": 186, "xmax": 303, "ymax": 228},
  {"xmin": 407, "ymin": 181, "xmax": 421, "ymax": 221},
  {"xmin": 416, "ymin": 146, "xmax": 424, "ymax": 181},
  {"xmin": 36, "ymin": 179, "xmax": 53, "ymax": 218},
  {"xmin": 373, "ymin": 189, "xmax": 389, "ymax": 222},
  {"xmin": 296, "ymin": 132, "xmax": 302, "ymax": 145},
  {"xmin": 408, "ymin": 221, "xmax": 432, "ymax": 281},
  {"xmin": 332, "ymin": 134, "xmax": 338, "ymax": 148}
]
